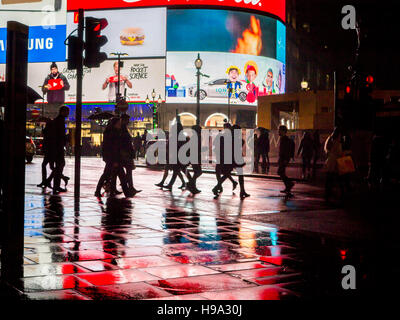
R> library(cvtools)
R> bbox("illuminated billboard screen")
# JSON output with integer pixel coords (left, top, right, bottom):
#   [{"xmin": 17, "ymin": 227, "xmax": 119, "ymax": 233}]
[
  {"xmin": 166, "ymin": 9, "xmax": 286, "ymax": 106},
  {"xmin": 0, "ymin": 0, "xmax": 67, "ymax": 63},
  {"xmin": 66, "ymin": 8, "xmax": 167, "ymax": 58},
  {"xmin": 20, "ymin": 59, "xmax": 165, "ymax": 103},
  {"xmin": 67, "ymin": 0, "xmax": 286, "ymax": 23}
]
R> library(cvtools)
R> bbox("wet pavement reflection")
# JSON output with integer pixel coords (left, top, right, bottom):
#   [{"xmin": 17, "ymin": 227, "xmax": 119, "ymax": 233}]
[{"xmin": 5, "ymin": 159, "xmax": 380, "ymax": 299}]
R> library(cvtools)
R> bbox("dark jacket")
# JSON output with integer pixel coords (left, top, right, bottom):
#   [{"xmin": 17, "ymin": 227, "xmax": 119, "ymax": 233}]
[
  {"xmin": 42, "ymin": 73, "xmax": 70, "ymax": 104},
  {"xmin": 298, "ymin": 136, "xmax": 314, "ymax": 158},
  {"xmin": 279, "ymin": 135, "xmax": 293, "ymax": 162},
  {"xmin": 46, "ymin": 115, "xmax": 67, "ymax": 160},
  {"xmin": 102, "ymin": 128, "xmax": 121, "ymax": 164},
  {"xmin": 120, "ymin": 127, "xmax": 135, "ymax": 164},
  {"xmin": 256, "ymin": 131, "xmax": 270, "ymax": 154}
]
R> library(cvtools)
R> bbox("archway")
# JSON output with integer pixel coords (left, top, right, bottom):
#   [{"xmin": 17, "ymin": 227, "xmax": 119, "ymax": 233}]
[{"xmin": 204, "ymin": 113, "xmax": 228, "ymax": 128}]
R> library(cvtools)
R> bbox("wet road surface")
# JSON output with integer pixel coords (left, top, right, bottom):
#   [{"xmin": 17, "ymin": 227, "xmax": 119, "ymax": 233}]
[{"xmin": 2, "ymin": 157, "xmax": 382, "ymax": 299}]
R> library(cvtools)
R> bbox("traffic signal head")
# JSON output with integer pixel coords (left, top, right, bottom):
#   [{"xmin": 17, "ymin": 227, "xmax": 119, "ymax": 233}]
[
  {"xmin": 360, "ymin": 74, "xmax": 374, "ymax": 100},
  {"xmin": 344, "ymin": 84, "xmax": 353, "ymax": 101},
  {"xmin": 67, "ymin": 36, "xmax": 83, "ymax": 70},
  {"xmin": 84, "ymin": 17, "xmax": 108, "ymax": 68}
]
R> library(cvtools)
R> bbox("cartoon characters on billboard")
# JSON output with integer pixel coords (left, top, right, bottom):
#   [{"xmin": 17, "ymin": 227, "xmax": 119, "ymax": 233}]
[
  {"xmin": 244, "ymin": 60, "xmax": 259, "ymax": 103},
  {"xmin": 226, "ymin": 65, "xmax": 242, "ymax": 100},
  {"xmin": 262, "ymin": 68, "xmax": 275, "ymax": 95}
]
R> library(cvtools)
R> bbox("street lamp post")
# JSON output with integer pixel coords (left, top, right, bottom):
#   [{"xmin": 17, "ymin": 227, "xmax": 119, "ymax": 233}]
[
  {"xmin": 147, "ymin": 89, "xmax": 162, "ymax": 130},
  {"xmin": 226, "ymin": 80, "xmax": 232, "ymax": 123},
  {"xmin": 195, "ymin": 53, "xmax": 203, "ymax": 126}
]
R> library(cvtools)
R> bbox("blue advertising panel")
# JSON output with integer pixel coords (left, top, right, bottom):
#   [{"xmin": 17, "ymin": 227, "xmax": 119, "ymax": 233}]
[
  {"xmin": 276, "ymin": 20, "xmax": 286, "ymax": 64},
  {"xmin": 0, "ymin": 24, "xmax": 66, "ymax": 63}
]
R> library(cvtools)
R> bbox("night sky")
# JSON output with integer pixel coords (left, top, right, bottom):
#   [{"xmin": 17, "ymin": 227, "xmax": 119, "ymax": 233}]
[{"xmin": 295, "ymin": 0, "xmax": 399, "ymax": 90}]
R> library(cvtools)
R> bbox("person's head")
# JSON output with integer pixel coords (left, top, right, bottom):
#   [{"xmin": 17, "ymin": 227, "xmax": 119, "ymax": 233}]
[
  {"xmin": 265, "ymin": 69, "xmax": 274, "ymax": 87},
  {"xmin": 246, "ymin": 65, "xmax": 257, "ymax": 83},
  {"xmin": 136, "ymin": 132, "xmax": 140, "ymax": 136},
  {"xmin": 113, "ymin": 61, "xmax": 120, "ymax": 75},
  {"xmin": 121, "ymin": 114, "xmax": 130, "ymax": 126},
  {"xmin": 227, "ymin": 66, "xmax": 240, "ymax": 83},
  {"xmin": 223, "ymin": 122, "xmax": 232, "ymax": 130},
  {"xmin": 50, "ymin": 62, "xmax": 58, "ymax": 76},
  {"xmin": 278, "ymin": 125, "xmax": 287, "ymax": 137},
  {"xmin": 59, "ymin": 105, "xmax": 69, "ymax": 118}
]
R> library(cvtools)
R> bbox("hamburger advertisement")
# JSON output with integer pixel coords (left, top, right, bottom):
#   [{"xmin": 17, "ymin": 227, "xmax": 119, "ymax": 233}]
[
  {"xmin": 67, "ymin": 7, "xmax": 166, "ymax": 58},
  {"xmin": 120, "ymin": 28, "xmax": 145, "ymax": 46}
]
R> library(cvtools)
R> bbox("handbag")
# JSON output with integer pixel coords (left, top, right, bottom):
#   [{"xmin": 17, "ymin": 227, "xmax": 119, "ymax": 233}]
[{"xmin": 337, "ymin": 155, "xmax": 355, "ymax": 175}]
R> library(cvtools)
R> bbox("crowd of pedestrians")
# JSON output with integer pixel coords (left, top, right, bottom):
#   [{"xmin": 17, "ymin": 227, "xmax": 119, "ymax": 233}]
[{"xmin": 35, "ymin": 105, "xmax": 400, "ymax": 205}]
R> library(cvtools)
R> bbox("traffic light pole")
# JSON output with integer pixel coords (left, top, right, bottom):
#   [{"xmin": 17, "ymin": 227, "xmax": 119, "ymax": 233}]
[{"xmin": 74, "ymin": 8, "xmax": 84, "ymax": 205}]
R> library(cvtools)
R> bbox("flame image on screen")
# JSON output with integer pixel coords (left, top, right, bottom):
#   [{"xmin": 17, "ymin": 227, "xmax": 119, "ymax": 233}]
[{"xmin": 233, "ymin": 16, "xmax": 262, "ymax": 56}]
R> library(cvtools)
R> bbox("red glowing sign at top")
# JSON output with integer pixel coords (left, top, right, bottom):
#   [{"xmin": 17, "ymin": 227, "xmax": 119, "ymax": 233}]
[{"xmin": 67, "ymin": 0, "xmax": 286, "ymax": 22}]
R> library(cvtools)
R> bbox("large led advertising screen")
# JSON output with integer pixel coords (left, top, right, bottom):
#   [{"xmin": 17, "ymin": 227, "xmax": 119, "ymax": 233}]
[
  {"xmin": 21, "ymin": 59, "xmax": 165, "ymax": 103},
  {"xmin": 0, "ymin": 0, "xmax": 67, "ymax": 63},
  {"xmin": 67, "ymin": 0, "xmax": 286, "ymax": 23},
  {"xmin": 66, "ymin": 8, "xmax": 167, "ymax": 58},
  {"xmin": 166, "ymin": 9, "xmax": 286, "ymax": 106}
]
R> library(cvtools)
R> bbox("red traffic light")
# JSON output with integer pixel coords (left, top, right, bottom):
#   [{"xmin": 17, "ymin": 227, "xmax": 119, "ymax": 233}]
[
  {"xmin": 366, "ymin": 75, "xmax": 374, "ymax": 85},
  {"xmin": 93, "ymin": 18, "xmax": 108, "ymax": 32},
  {"xmin": 345, "ymin": 86, "xmax": 351, "ymax": 94}
]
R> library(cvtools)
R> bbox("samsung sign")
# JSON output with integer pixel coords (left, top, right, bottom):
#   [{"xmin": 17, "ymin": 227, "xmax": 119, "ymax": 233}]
[{"xmin": 0, "ymin": 24, "xmax": 66, "ymax": 63}]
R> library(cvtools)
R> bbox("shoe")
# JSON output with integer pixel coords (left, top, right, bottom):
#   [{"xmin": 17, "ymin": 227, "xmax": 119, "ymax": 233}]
[
  {"xmin": 178, "ymin": 183, "xmax": 186, "ymax": 190},
  {"xmin": 155, "ymin": 182, "xmax": 164, "ymax": 188},
  {"xmin": 115, "ymin": 190, "xmax": 123, "ymax": 195},
  {"xmin": 37, "ymin": 182, "xmax": 45, "ymax": 188},
  {"xmin": 55, "ymin": 187, "xmax": 67, "ymax": 193},
  {"xmin": 240, "ymin": 192, "xmax": 250, "ymax": 199},
  {"xmin": 94, "ymin": 191, "xmax": 101, "ymax": 198},
  {"xmin": 129, "ymin": 189, "xmax": 142, "ymax": 196},
  {"xmin": 232, "ymin": 181, "xmax": 238, "ymax": 191},
  {"xmin": 163, "ymin": 185, "xmax": 172, "ymax": 191},
  {"xmin": 62, "ymin": 176, "xmax": 70, "ymax": 186},
  {"xmin": 212, "ymin": 185, "xmax": 220, "ymax": 196}
]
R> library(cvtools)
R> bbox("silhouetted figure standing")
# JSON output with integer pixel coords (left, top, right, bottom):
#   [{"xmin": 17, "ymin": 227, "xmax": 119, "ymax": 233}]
[
  {"xmin": 49, "ymin": 106, "xmax": 69, "ymax": 195},
  {"xmin": 37, "ymin": 121, "xmax": 54, "ymax": 189},
  {"xmin": 297, "ymin": 131, "xmax": 314, "ymax": 180},
  {"xmin": 232, "ymin": 124, "xmax": 250, "ymax": 199},
  {"xmin": 185, "ymin": 124, "xmax": 203, "ymax": 194},
  {"xmin": 212, "ymin": 123, "xmax": 238, "ymax": 197},
  {"xmin": 163, "ymin": 123, "xmax": 187, "ymax": 191},
  {"xmin": 120, "ymin": 114, "xmax": 141, "ymax": 196},
  {"xmin": 254, "ymin": 127, "xmax": 270, "ymax": 174},
  {"xmin": 278, "ymin": 125, "xmax": 295, "ymax": 194},
  {"xmin": 155, "ymin": 132, "xmax": 186, "ymax": 189},
  {"xmin": 133, "ymin": 132, "xmax": 142, "ymax": 160},
  {"xmin": 95, "ymin": 117, "xmax": 129, "ymax": 198}
]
